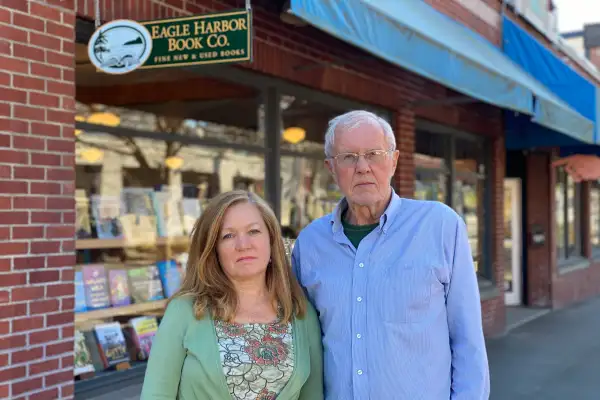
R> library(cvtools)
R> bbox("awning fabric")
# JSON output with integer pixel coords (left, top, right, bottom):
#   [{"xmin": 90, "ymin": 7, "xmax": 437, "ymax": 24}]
[
  {"xmin": 502, "ymin": 15, "xmax": 599, "ymax": 150},
  {"xmin": 288, "ymin": 0, "xmax": 594, "ymax": 145}
]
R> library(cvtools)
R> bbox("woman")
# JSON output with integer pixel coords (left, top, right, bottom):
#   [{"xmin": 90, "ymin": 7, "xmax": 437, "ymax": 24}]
[{"xmin": 140, "ymin": 190, "xmax": 323, "ymax": 400}]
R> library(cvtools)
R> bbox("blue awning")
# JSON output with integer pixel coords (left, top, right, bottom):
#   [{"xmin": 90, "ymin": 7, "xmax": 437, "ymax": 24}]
[
  {"xmin": 288, "ymin": 0, "xmax": 594, "ymax": 145},
  {"xmin": 502, "ymin": 15, "xmax": 598, "ymax": 150}
]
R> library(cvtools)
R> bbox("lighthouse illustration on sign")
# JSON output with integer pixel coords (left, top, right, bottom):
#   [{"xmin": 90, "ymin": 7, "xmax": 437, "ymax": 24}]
[{"xmin": 88, "ymin": 19, "xmax": 153, "ymax": 75}]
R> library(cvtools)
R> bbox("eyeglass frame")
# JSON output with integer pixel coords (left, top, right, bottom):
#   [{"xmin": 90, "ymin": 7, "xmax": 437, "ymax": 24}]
[{"xmin": 328, "ymin": 148, "xmax": 396, "ymax": 168}]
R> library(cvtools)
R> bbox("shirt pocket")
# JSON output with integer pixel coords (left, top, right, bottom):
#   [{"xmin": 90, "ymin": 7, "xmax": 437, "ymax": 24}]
[{"xmin": 380, "ymin": 265, "xmax": 433, "ymax": 324}]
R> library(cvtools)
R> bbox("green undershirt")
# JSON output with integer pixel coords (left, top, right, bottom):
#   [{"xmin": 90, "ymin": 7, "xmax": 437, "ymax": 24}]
[{"xmin": 341, "ymin": 211, "xmax": 379, "ymax": 249}]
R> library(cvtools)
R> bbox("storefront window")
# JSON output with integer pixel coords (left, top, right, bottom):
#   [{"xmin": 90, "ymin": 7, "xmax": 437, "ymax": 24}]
[
  {"xmin": 415, "ymin": 126, "xmax": 489, "ymax": 279},
  {"xmin": 555, "ymin": 167, "xmax": 582, "ymax": 262},
  {"xmin": 591, "ymin": 181, "xmax": 600, "ymax": 255}
]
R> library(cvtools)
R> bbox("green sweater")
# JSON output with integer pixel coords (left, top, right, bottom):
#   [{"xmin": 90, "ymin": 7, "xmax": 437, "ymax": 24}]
[{"xmin": 140, "ymin": 296, "xmax": 324, "ymax": 400}]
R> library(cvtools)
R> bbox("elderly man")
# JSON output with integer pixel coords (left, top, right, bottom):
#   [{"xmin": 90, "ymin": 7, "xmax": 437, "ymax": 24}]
[{"xmin": 291, "ymin": 110, "xmax": 490, "ymax": 399}]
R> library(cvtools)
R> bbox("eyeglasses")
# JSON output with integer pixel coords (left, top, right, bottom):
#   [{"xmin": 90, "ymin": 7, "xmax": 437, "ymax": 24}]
[{"xmin": 330, "ymin": 150, "xmax": 393, "ymax": 168}]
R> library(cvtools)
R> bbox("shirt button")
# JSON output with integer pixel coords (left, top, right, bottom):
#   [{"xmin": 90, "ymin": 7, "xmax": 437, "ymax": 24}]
[
  {"xmin": 357, "ymin": 370, "xmax": 363, "ymax": 375},
  {"xmin": 356, "ymin": 334, "xmax": 362, "ymax": 339},
  {"xmin": 356, "ymin": 297, "xmax": 362, "ymax": 302},
  {"xmin": 359, "ymin": 263, "xmax": 364, "ymax": 268}
]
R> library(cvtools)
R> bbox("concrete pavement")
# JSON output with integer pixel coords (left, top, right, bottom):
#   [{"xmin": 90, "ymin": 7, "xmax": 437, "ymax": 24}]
[
  {"xmin": 487, "ymin": 296, "xmax": 600, "ymax": 399},
  {"xmin": 76, "ymin": 296, "xmax": 600, "ymax": 399}
]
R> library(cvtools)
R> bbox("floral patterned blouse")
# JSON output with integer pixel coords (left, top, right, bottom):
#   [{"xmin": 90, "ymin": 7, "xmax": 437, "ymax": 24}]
[{"xmin": 215, "ymin": 314, "xmax": 294, "ymax": 400}]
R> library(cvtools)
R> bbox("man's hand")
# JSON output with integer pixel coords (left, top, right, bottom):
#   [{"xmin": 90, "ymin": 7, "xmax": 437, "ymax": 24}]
[{"xmin": 552, "ymin": 155, "xmax": 600, "ymax": 182}]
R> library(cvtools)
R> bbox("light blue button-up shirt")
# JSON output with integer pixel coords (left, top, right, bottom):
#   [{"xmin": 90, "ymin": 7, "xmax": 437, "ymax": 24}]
[{"xmin": 291, "ymin": 191, "xmax": 490, "ymax": 400}]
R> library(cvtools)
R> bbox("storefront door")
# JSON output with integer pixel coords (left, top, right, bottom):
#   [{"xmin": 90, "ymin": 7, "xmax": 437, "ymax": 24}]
[{"xmin": 504, "ymin": 178, "xmax": 522, "ymax": 306}]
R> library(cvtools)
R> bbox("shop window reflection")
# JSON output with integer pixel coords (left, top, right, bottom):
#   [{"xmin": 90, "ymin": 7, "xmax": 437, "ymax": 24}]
[
  {"xmin": 555, "ymin": 167, "xmax": 582, "ymax": 262},
  {"xmin": 414, "ymin": 127, "xmax": 488, "ymax": 278}
]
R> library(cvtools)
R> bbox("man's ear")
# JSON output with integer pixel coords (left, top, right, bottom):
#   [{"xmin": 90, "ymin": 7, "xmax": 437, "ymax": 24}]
[{"xmin": 325, "ymin": 158, "xmax": 334, "ymax": 176}]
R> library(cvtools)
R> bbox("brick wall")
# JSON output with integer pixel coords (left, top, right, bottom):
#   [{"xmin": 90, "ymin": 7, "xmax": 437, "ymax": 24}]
[{"xmin": 0, "ymin": 1, "xmax": 77, "ymax": 399}]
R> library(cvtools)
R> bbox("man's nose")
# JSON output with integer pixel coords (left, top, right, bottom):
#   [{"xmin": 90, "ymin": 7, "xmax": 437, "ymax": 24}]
[{"xmin": 355, "ymin": 155, "xmax": 371, "ymax": 173}]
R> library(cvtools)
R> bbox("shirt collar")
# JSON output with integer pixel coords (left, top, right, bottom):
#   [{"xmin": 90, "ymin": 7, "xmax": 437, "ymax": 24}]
[{"xmin": 330, "ymin": 189, "xmax": 402, "ymax": 235}]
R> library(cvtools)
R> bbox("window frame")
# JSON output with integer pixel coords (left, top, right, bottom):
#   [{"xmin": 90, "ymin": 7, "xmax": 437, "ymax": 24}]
[
  {"xmin": 555, "ymin": 167, "xmax": 584, "ymax": 266},
  {"xmin": 590, "ymin": 181, "xmax": 600, "ymax": 258}
]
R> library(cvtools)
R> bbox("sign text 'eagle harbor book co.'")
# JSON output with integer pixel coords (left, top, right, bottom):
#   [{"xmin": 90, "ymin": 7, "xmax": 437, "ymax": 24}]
[{"xmin": 87, "ymin": 9, "xmax": 253, "ymax": 75}]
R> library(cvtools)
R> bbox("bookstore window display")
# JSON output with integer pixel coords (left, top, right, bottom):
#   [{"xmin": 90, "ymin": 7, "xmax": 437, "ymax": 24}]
[{"xmin": 73, "ymin": 100, "xmax": 269, "ymax": 380}]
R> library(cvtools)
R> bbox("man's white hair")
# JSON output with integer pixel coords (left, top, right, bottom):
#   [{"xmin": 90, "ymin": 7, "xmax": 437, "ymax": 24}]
[{"xmin": 324, "ymin": 110, "xmax": 396, "ymax": 158}]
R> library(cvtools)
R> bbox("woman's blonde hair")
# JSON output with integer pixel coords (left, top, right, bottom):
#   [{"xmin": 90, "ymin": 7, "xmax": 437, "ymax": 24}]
[{"xmin": 171, "ymin": 190, "xmax": 306, "ymax": 322}]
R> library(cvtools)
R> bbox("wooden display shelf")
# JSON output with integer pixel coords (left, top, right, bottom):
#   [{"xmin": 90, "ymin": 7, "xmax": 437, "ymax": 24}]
[
  {"xmin": 75, "ymin": 300, "xmax": 168, "ymax": 324},
  {"xmin": 76, "ymin": 236, "xmax": 189, "ymax": 250}
]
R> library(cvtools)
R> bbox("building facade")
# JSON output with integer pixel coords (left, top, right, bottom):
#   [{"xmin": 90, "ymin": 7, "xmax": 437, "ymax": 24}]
[{"xmin": 1, "ymin": 0, "xmax": 599, "ymax": 398}]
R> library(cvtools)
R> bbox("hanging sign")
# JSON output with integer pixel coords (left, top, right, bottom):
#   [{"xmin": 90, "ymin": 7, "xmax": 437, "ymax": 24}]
[{"xmin": 88, "ymin": 9, "xmax": 253, "ymax": 75}]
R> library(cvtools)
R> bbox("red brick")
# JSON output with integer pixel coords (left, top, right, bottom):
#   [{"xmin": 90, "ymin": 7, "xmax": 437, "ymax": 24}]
[
  {"xmin": 0, "ymin": 196, "xmax": 11, "ymax": 209},
  {"xmin": 29, "ymin": 329, "xmax": 59, "ymax": 346},
  {"xmin": 0, "ymin": 133, "xmax": 10, "ymax": 147},
  {"xmin": 29, "ymin": 32, "xmax": 61, "ymax": 52},
  {"xmin": 0, "ymin": 0, "xmax": 29, "ymax": 12},
  {"xmin": 12, "ymin": 347, "xmax": 44, "ymax": 364},
  {"xmin": 47, "ymin": 255, "xmax": 74, "ymax": 269},
  {"xmin": 60, "ymin": 297, "xmax": 74, "ymax": 311},
  {"xmin": 0, "ymin": 211, "xmax": 29, "ymax": 225},
  {"xmin": 13, "ymin": 196, "xmax": 45, "ymax": 210},
  {"xmin": 0, "ymin": 180, "xmax": 28, "ymax": 194},
  {"xmin": 15, "ymin": 136, "xmax": 46, "ymax": 151},
  {"xmin": 29, "ymin": 270, "xmax": 60, "ymax": 284},
  {"xmin": 0, "ymin": 289, "xmax": 8, "ymax": 302},
  {"xmin": 0, "ymin": 103, "xmax": 8, "ymax": 117},
  {"xmin": 46, "ymin": 312, "xmax": 72, "ymax": 326},
  {"xmin": 13, "ymin": 43, "xmax": 45, "ymax": 63},
  {"xmin": 0, "ymin": 321, "xmax": 9, "ymax": 335},
  {"xmin": 0, "ymin": 366, "xmax": 26, "ymax": 383},
  {"xmin": 12, "ymin": 377, "xmax": 43, "ymax": 396},
  {"xmin": 0, "ymin": 87, "xmax": 27, "ymax": 103},
  {"xmin": 46, "ymin": 167, "xmax": 74, "ymax": 181},
  {"xmin": 0, "ymin": 385, "xmax": 7, "ymax": 399},
  {"xmin": 13, "ymin": 13, "xmax": 45, "ymax": 32},
  {"xmin": 30, "ymin": 92, "xmax": 60, "ymax": 108},
  {"xmin": 45, "ymin": 21, "xmax": 72, "ymax": 40},
  {"xmin": 28, "ymin": 387, "xmax": 59, "ymax": 400},
  {"xmin": 13, "ymin": 166, "xmax": 45, "ymax": 179},
  {"xmin": 31, "ymin": 152, "xmax": 61, "ymax": 166},
  {"xmin": 0, "ymin": 7, "xmax": 10, "ymax": 23},
  {"xmin": 46, "ymin": 109, "xmax": 72, "ymax": 125},
  {"xmin": 13, "ymin": 105, "xmax": 45, "ymax": 121},
  {"xmin": 12, "ymin": 317, "xmax": 44, "ymax": 333},
  {"xmin": 13, "ymin": 75, "xmax": 45, "ymax": 91},
  {"xmin": 45, "ymin": 226, "xmax": 74, "ymax": 239},
  {"xmin": 45, "ymin": 340, "xmax": 72, "ymax": 357},
  {"xmin": 0, "ymin": 25, "xmax": 28, "ymax": 43},
  {"xmin": 30, "ymin": 182, "xmax": 62, "ymax": 196},
  {"xmin": 61, "ymin": 354, "xmax": 74, "ymax": 369},
  {"xmin": 31, "ymin": 122, "xmax": 61, "ymax": 137},
  {"xmin": 11, "ymin": 285, "xmax": 44, "ymax": 301},
  {"xmin": 46, "ymin": 50, "xmax": 73, "ymax": 68},
  {"xmin": 0, "ymin": 227, "xmax": 9, "ymax": 240},
  {"xmin": 61, "ymin": 325, "xmax": 74, "ymax": 339},
  {"xmin": 30, "ymin": 241, "xmax": 61, "ymax": 254},
  {"xmin": 0, "ymin": 71, "xmax": 10, "ymax": 86},
  {"xmin": 0, "ymin": 272, "xmax": 26, "ymax": 287},
  {"xmin": 44, "ymin": 370, "xmax": 72, "ymax": 387},
  {"xmin": 0, "ymin": 304, "xmax": 27, "ymax": 320},
  {"xmin": 61, "ymin": 239, "xmax": 75, "ymax": 252},
  {"xmin": 0, "ymin": 118, "xmax": 30, "ymax": 134},
  {"xmin": 30, "ymin": 299, "xmax": 60, "ymax": 315},
  {"xmin": 12, "ymin": 226, "xmax": 44, "ymax": 240},
  {"xmin": 46, "ymin": 138, "xmax": 73, "ymax": 153},
  {"xmin": 47, "ymin": 197, "xmax": 73, "ymax": 210},
  {"xmin": 30, "ymin": 62, "xmax": 61, "ymax": 80},
  {"xmin": 0, "ymin": 165, "xmax": 10, "ymax": 179},
  {"xmin": 31, "ymin": 211, "xmax": 60, "ymax": 224},
  {"xmin": 62, "ymin": 38, "xmax": 75, "ymax": 55},
  {"xmin": 0, "ymin": 243, "xmax": 28, "ymax": 256},
  {"xmin": 46, "ymin": 284, "xmax": 72, "ymax": 297}
]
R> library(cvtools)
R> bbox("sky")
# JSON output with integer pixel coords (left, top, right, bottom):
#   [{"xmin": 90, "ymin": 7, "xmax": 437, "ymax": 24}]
[{"xmin": 553, "ymin": 0, "xmax": 600, "ymax": 32}]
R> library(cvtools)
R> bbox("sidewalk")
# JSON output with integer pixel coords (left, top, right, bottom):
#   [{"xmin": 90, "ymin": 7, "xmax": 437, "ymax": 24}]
[
  {"xmin": 76, "ymin": 296, "xmax": 600, "ymax": 399},
  {"xmin": 487, "ymin": 296, "xmax": 600, "ymax": 399}
]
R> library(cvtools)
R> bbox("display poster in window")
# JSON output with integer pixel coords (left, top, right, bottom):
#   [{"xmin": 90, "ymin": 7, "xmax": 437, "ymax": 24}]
[{"xmin": 88, "ymin": 9, "xmax": 253, "ymax": 75}]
